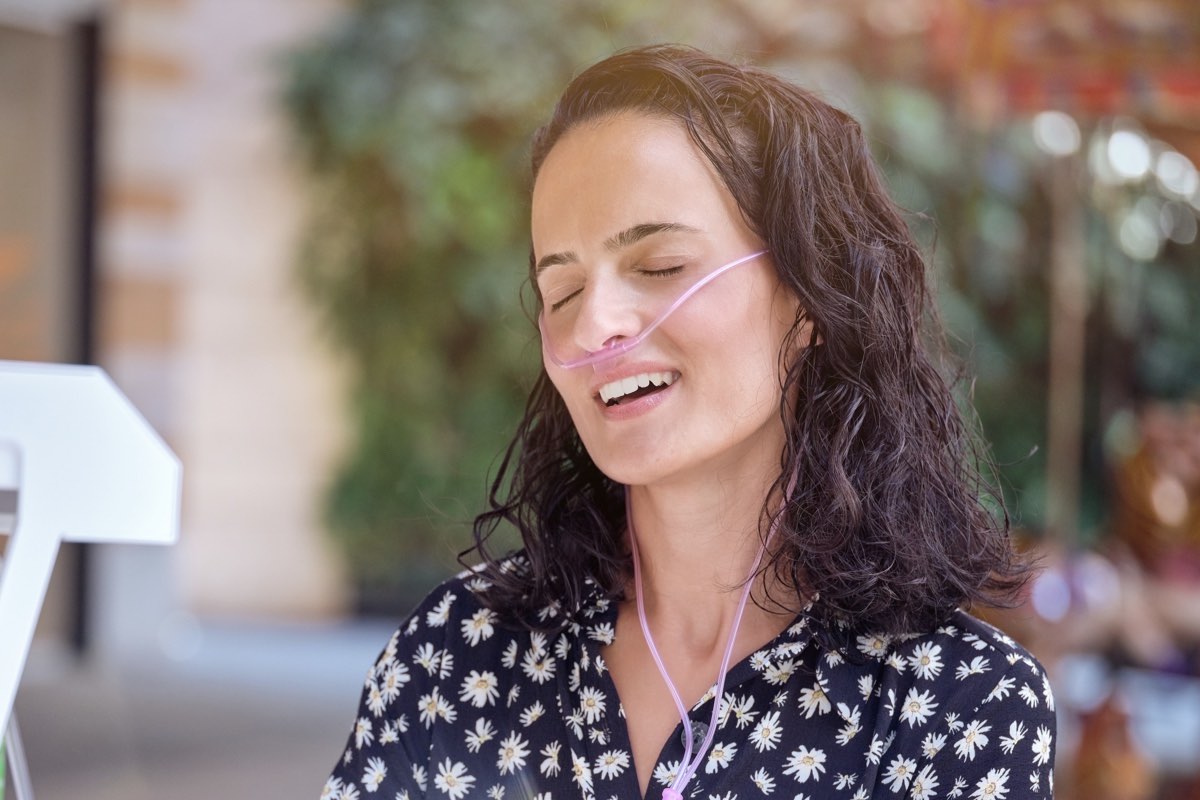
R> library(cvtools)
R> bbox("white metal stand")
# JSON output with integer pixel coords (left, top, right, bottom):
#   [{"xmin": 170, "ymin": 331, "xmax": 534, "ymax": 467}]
[{"xmin": 0, "ymin": 360, "xmax": 182, "ymax": 798}]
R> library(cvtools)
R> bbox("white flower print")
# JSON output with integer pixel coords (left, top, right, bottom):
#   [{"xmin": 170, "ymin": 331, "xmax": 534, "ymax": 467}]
[
  {"xmin": 764, "ymin": 658, "xmax": 798, "ymax": 685},
  {"xmin": 857, "ymin": 675, "xmax": 874, "ymax": 700},
  {"xmin": 922, "ymin": 731, "xmax": 947, "ymax": 758},
  {"xmin": 654, "ymin": 759, "xmax": 681, "ymax": 787},
  {"xmin": 1029, "ymin": 770, "xmax": 1040, "ymax": 792},
  {"xmin": 570, "ymin": 751, "xmax": 594, "ymax": 794},
  {"xmin": 426, "ymin": 592, "xmax": 455, "ymax": 627},
  {"xmin": 835, "ymin": 703, "xmax": 862, "ymax": 745},
  {"xmin": 705, "ymin": 741, "xmax": 737, "ymax": 773},
  {"xmin": 486, "ymin": 784, "xmax": 504, "ymax": 800},
  {"xmin": 864, "ymin": 734, "xmax": 886, "ymax": 765},
  {"xmin": 798, "ymin": 683, "xmax": 831, "ymax": 718},
  {"xmin": 1018, "ymin": 683, "xmax": 1040, "ymax": 707},
  {"xmin": 379, "ymin": 662, "xmax": 409, "ymax": 704},
  {"xmin": 460, "ymin": 670, "xmax": 500, "ymax": 708},
  {"xmin": 566, "ymin": 708, "xmax": 585, "ymax": 740},
  {"xmin": 496, "ymin": 732, "xmax": 530, "ymax": 775},
  {"xmin": 985, "ymin": 676, "xmax": 1016, "ymax": 702},
  {"xmin": 882, "ymin": 755, "xmax": 916, "ymax": 793},
  {"xmin": 955, "ymin": 656, "xmax": 991, "ymax": 680},
  {"xmin": 433, "ymin": 759, "xmax": 475, "ymax": 800},
  {"xmin": 782, "ymin": 745, "xmax": 826, "ymax": 783},
  {"xmin": 578, "ymin": 686, "xmax": 606, "ymax": 724},
  {"xmin": 971, "ymin": 768, "xmax": 1010, "ymax": 800},
  {"xmin": 578, "ymin": 646, "xmax": 590, "ymax": 672},
  {"xmin": 910, "ymin": 764, "xmax": 940, "ymax": 800},
  {"xmin": 587, "ymin": 728, "xmax": 608, "ymax": 745},
  {"xmin": 361, "ymin": 757, "xmax": 387, "ymax": 792},
  {"xmin": 886, "ymin": 652, "xmax": 908, "ymax": 673},
  {"xmin": 520, "ymin": 701, "xmax": 545, "ymax": 727},
  {"xmin": 749, "ymin": 651, "xmax": 770, "ymax": 671},
  {"xmin": 539, "ymin": 742, "xmax": 561, "ymax": 777},
  {"xmin": 729, "ymin": 694, "xmax": 758, "ymax": 728},
  {"xmin": 501, "ymin": 640, "xmax": 519, "ymax": 669},
  {"xmin": 856, "ymin": 633, "xmax": 891, "ymax": 659},
  {"xmin": 948, "ymin": 776, "xmax": 968, "ymax": 798},
  {"xmin": 522, "ymin": 649, "xmax": 557, "ymax": 684},
  {"xmin": 751, "ymin": 766, "xmax": 776, "ymax": 794},
  {"xmin": 378, "ymin": 721, "xmax": 399, "ymax": 744},
  {"xmin": 899, "ymin": 688, "xmax": 939, "ymax": 727},
  {"xmin": 944, "ymin": 712, "xmax": 964, "ymax": 731},
  {"xmin": 1031, "ymin": 725, "xmax": 1053, "ymax": 766},
  {"xmin": 341, "ymin": 784, "xmax": 361, "ymax": 800},
  {"xmin": 465, "ymin": 717, "xmax": 496, "ymax": 753},
  {"xmin": 462, "ymin": 608, "xmax": 497, "ymax": 645},
  {"xmin": 593, "ymin": 749, "xmax": 630, "ymax": 780},
  {"xmin": 834, "ymin": 773, "xmax": 857, "ymax": 790},
  {"xmin": 1042, "ymin": 674, "xmax": 1056, "ymax": 711},
  {"xmin": 412, "ymin": 764, "xmax": 427, "ymax": 792},
  {"xmin": 417, "ymin": 687, "xmax": 456, "ymax": 728},
  {"xmin": 955, "ymin": 719, "xmax": 992, "ymax": 761},
  {"xmin": 999, "ymin": 721, "xmax": 1027, "ymax": 754},
  {"xmin": 750, "ymin": 710, "xmax": 783, "ymax": 751},
  {"xmin": 505, "ymin": 684, "xmax": 520, "ymax": 708},
  {"xmin": 587, "ymin": 622, "xmax": 615, "ymax": 645},
  {"xmin": 320, "ymin": 776, "xmax": 343, "ymax": 799},
  {"xmin": 354, "ymin": 717, "xmax": 374, "ymax": 749},
  {"xmin": 413, "ymin": 643, "xmax": 441, "ymax": 676},
  {"xmin": 567, "ymin": 662, "xmax": 582, "ymax": 693},
  {"xmin": 908, "ymin": 642, "xmax": 944, "ymax": 680},
  {"xmin": 438, "ymin": 650, "xmax": 455, "ymax": 680},
  {"xmin": 366, "ymin": 681, "xmax": 386, "ymax": 717}
]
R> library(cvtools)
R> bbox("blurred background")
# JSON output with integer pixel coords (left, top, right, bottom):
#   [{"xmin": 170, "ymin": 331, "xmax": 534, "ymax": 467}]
[{"xmin": 2, "ymin": 0, "xmax": 1199, "ymax": 797}]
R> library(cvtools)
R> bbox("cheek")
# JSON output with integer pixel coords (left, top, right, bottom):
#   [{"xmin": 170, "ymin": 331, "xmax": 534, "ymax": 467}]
[{"xmin": 545, "ymin": 367, "xmax": 591, "ymax": 424}]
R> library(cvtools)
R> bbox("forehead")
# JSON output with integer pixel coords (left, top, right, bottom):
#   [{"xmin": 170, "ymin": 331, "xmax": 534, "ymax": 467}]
[{"xmin": 530, "ymin": 111, "xmax": 741, "ymax": 254}]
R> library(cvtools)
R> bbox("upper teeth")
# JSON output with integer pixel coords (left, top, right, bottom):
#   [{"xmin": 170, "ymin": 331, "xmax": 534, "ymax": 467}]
[{"xmin": 598, "ymin": 371, "xmax": 678, "ymax": 404}]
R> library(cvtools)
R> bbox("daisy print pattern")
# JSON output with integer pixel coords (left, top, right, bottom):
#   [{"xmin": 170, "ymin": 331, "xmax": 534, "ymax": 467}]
[{"xmin": 325, "ymin": 563, "xmax": 1056, "ymax": 798}]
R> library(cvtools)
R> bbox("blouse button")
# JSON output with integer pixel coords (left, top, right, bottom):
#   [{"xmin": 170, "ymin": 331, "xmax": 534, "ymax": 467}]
[{"xmin": 681, "ymin": 719, "xmax": 708, "ymax": 748}]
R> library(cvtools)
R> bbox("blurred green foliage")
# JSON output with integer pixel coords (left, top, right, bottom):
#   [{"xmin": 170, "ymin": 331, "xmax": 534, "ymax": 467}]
[{"xmin": 283, "ymin": 0, "xmax": 1200, "ymax": 610}]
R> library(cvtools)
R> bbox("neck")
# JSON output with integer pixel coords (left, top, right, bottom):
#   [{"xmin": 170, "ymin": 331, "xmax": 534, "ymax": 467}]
[{"xmin": 624, "ymin": 465, "xmax": 791, "ymax": 657}]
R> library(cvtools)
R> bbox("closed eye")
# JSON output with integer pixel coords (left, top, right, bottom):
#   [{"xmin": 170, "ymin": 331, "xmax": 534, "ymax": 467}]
[
  {"xmin": 547, "ymin": 265, "xmax": 685, "ymax": 312},
  {"xmin": 548, "ymin": 289, "xmax": 581, "ymax": 313},
  {"xmin": 640, "ymin": 265, "xmax": 685, "ymax": 278}
]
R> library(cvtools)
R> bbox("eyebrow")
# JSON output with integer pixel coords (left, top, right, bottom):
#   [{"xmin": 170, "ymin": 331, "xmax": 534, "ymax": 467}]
[{"xmin": 534, "ymin": 221, "xmax": 701, "ymax": 275}]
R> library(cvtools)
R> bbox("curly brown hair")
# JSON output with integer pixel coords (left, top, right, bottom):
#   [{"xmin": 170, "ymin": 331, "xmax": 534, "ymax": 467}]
[{"xmin": 464, "ymin": 44, "xmax": 1027, "ymax": 636}]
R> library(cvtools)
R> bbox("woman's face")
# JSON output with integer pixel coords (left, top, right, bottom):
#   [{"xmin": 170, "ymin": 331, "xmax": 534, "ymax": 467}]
[{"xmin": 531, "ymin": 111, "xmax": 799, "ymax": 488}]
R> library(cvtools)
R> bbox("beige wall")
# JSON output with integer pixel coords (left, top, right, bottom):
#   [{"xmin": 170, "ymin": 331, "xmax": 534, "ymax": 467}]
[{"xmin": 97, "ymin": 0, "xmax": 350, "ymax": 626}]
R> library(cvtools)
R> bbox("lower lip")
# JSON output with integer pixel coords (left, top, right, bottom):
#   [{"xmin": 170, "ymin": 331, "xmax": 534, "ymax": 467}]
[{"xmin": 595, "ymin": 381, "xmax": 677, "ymax": 420}]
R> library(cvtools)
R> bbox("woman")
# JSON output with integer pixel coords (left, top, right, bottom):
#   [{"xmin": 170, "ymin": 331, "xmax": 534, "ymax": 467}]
[{"xmin": 324, "ymin": 45, "xmax": 1055, "ymax": 800}]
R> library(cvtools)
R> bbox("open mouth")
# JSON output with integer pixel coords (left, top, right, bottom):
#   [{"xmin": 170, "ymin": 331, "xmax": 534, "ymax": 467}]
[{"xmin": 598, "ymin": 371, "xmax": 678, "ymax": 407}]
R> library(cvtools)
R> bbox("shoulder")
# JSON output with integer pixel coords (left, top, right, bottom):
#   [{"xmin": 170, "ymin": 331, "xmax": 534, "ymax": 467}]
[
  {"xmin": 376, "ymin": 561, "xmax": 517, "ymax": 666},
  {"xmin": 366, "ymin": 553, "xmax": 589, "ymax": 676},
  {"xmin": 821, "ymin": 607, "xmax": 1055, "ymax": 729}
]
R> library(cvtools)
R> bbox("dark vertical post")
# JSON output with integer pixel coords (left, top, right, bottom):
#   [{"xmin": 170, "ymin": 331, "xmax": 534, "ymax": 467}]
[
  {"xmin": 1044, "ymin": 151, "xmax": 1086, "ymax": 547},
  {"xmin": 70, "ymin": 14, "xmax": 104, "ymax": 657}
]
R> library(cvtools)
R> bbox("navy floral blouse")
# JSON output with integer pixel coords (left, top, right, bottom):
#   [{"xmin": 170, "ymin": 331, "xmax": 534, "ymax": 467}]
[{"xmin": 324, "ymin": 558, "xmax": 1056, "ymax": 800}]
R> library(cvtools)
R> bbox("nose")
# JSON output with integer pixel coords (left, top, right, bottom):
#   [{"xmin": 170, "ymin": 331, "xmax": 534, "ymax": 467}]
[{"xmin": 570, "ymin": 274, "xmax": 645, "ymax": 356}]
